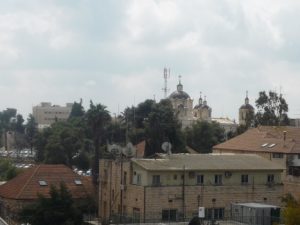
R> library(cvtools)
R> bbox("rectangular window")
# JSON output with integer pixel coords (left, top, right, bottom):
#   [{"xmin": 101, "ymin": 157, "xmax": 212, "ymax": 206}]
[
  {"xmin": 241, "ymin": 174, "xmax": 248, "ymax": 185},
  {"xmin": 137, "ymin": 174, "xmax": 141, "ymax": 185},
  {"xmin": 267, "ymin": 174, "xmax": 274, "ymax": 183},
  {"xmin": 214, "ymin": 174, "xmax": 222, "ymax": 185},
  {"xmin": 124, "ymin": 172, "xmax": 127, "ymax": 185},
  {"xmin": 152, "ymin": 175, "xmax": 161, "ymax": 186},
  {"xmin": 273, "ymin": 153, "xmax": 284, "ymax": 158},
  {"xmin": 197, "ymin": 175, "xmax": 204, "ymax": 185},
  {"xmin": 162, "ymin": 209, "xmax": 177, "ymax": 221},
  {"xmin": 174, "ymin": 174, "xmax": 177, "ymax": 180},
  {"xmin": 205, "ymin": 208, "xmax": 224, "ymax": 220},
  {"xmin": 298, "ymin": 154, "xmax": 300, "ymax": 159},
  {"xmin": 133, "ymin": 208, "xmax": 141, "ymax": 223}
]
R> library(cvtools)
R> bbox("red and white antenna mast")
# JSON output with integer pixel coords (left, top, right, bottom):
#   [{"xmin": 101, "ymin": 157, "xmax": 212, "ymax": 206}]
[{"xmin": 162, "ymin": 68, "xmax": 170, "ymax": 98}]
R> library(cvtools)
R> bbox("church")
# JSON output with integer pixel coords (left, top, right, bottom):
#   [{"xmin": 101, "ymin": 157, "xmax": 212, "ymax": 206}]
[
  {"xmin": 168, "ymin": 78, "xmax": 212, "ymax": 129},
  {"xmin": 168, "ymin": 78, "xmax": 253, "ymax": 136}
]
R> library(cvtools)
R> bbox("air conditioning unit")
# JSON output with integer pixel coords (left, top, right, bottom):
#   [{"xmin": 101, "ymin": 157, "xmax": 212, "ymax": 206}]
[{"xmin": 225, "ymin": 171, "xmax": 232, "ymax": 178}]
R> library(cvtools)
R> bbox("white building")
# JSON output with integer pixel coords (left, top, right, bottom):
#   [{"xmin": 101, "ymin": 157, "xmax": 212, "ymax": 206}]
[{"xmin": 32, "ymin": 102, "xmax": 73, "ymax": 129}]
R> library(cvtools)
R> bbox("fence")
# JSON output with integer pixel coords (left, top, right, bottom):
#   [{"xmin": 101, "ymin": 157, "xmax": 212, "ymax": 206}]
[{"xmin": 107, "ymin": 210, "xmax": 283, "ymax": 225}]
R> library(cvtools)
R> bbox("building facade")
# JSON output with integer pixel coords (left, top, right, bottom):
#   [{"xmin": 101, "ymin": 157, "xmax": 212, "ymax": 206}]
[
  {"xmin": 99, "ymin": 154, "xmax": 283, "ymax": 224},
  {"xmin": 32, "ymin": 102, "xmax": 73, "ymax": 129},
  {"xmin": 213, "ymin": 126, "xmax": 300, "ymax": 200}
]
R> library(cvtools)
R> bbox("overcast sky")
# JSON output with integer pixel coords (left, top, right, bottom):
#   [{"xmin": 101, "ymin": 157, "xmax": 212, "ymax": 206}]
[{"xmin": 1, "ymin": 0, "xmax": 300, "ymax": 121}]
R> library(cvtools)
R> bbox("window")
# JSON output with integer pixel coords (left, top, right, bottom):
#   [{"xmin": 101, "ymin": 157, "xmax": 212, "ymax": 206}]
[
  {"xmin": 197, "ymin": 175, "xmax": 204, "ymax": 185},
  {"xmin": 205, "ymin": 208, "xmax": 224, "ymax": 220},
  {"xmin": 214, "ymin": 174, "xmax": 222, "ymax": 185},
  {"xmin": 273, "ymin": 153, "xmax": 283, "ymax": 158},
  {"xmin": 123, "ymin": 172, "xmax": 127, "ymax": 185},
  {"xmin": 298, "ymin": 154, "xmax": 300, "ymax": 159},
  {"xmin": 162, "ymin": 209, "xmax": 177, "ymax": 221},
  {"xmin": 268, "ymin": 143, "xmax": 276, "ymax": 148},
  {"xmin": 74, "ymin": 179, "xmax": 82, "ymax": 185},
  {"xmin": 38, "ymin": 180, "xmax": 47, "ymax": 186},
  {"xmin": 152, "ymin": 175, "xmax": 160, "ymax": 186},
  {"xmin": 137, "ymin": 174, "xmax": 141, "ymax": 185},
  {"xmin": 267, "ymin": 174, "xmax": 274, "ymax": 183},
  {"xmin": 133, "ymin": 208, "xmax": 141, "ymax": 223},
  {"xmin": 241, "ymin": 175, "xmax": 248, "ymax": 185},
  {"xmin": 174, "ymin": 174, "xmax": 177, "ymax": 180}
]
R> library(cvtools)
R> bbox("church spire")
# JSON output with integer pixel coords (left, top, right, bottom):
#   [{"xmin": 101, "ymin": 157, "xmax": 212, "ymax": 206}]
[
  {"xmin": 203, "ymin": 95, "xmax": 207, "ymax": 106},
  {"xmin": 177, "ymin": 75, "xmax": 183, "ymax": 92},
  {"xmin": 199, "ymin": 92, "xmax": 203, "ymax": 105},
  {"xmin": 245, "ymin": 91, "xmax": 249, "ymax": 104}
]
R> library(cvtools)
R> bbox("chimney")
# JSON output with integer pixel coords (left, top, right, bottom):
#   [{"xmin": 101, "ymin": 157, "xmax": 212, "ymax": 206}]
[{"xmin": 283, "ymin": 131, "xmax": 287, "ymax": 146}]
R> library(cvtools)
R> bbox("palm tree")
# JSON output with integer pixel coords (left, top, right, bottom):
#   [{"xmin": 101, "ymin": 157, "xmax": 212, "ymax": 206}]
[{"xmin": 86, "ymin": 101, "xmax": 111, "ymax": 184}]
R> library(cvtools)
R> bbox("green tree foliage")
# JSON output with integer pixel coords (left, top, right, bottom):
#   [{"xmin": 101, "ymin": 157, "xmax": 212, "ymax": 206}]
[
  {"xmin": 43, "ymin": 122, "xmax": 84, "ymax": 166},
  {"xmin": 185, "ymin": 121, "xmax": 225, "ymax": 153},
  {"xmin": 69, "ymin": 99, "xmax": 85, "ymax": 119},
  {"xmin": 0, "ymin": 158, "xmax": 20, "ymax": 180},
  {"xmin": 19, "ymin": 183, "xmax": 84, "ymax": 225},
  {"xmin": 72, "ymin": 152, "xmax": 90, "ymax": 171},
  {"xmin": 144, "ymin": 99, "xmax": 186, "ymax": 156},
  {"xmin": 255, "ymin": 91, "xmax": 289, "ymax": 126},
  {"xmin": 25, "ymin": 114, "xmax": 37, "ymax": 152},
  {"xmin": 0, "ymin": 108, "xmax": 17, "ymax": 149},
  {"xmin": 86, "ymin": 101, "xmax": 111, "ymax": 184},
  {"xmin": 282, "ymin": 194, "xmax": 300, "ymax": 225}
]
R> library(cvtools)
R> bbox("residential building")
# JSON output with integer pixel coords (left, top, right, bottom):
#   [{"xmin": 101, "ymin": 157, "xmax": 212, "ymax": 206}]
[
  {"xmin": 99, "ymin": 153, "xmax": 283, "ymax": 223},
  {"xmin": 213, "ymin": 126, "xmax": 300, "ymax": 200},
  {"xmin": 32, "ymin": 102, "xmax": 73, "ymax": 129},
  {"xmin": 0, "ymin": 164, "xmax": 94, "ymax": 223}
]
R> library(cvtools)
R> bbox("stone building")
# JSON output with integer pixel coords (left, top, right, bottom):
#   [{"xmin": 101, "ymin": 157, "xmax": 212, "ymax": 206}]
[
  {"xmin": 213, "ymin": 126, "xmax": 300, "ymax": 200},
  {"xmin": 168, "ymin": 79, "xmax": 212, "ymax": 129},
  {"xmin": 99, "ymin": 153, "xmax": 283, "ymax": 223},
  {"xmin": 32, "ymin": 102, "xmax": 73, "ymax": 129},
  {"xmin": 239, "ymin": 91, "xmax": 254, "ymax": 126}
]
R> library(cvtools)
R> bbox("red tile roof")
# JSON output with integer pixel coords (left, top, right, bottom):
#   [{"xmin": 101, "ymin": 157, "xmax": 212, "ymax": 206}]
[
  {"xmin": 213, "ymin": 126, "xmax": 300, "ymax": 154},
  {"xmin": 0, "ymin": 164, "xmax": 95, "ymax": 200}
]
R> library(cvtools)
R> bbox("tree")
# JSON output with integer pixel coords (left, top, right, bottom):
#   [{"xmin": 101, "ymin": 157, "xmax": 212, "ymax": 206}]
[
  {"xmin": 25, "ymin": 114, "xmax": 37, "ymax": 152},
  {"xmin": 0, "ymin": 158, "xmax": 20, "ymax": 180},
  {"xmin": 69, "ymin": 99, "xmax": 85, "ymax": 119},
  {"xmin": 255, "ymin": 91, "xmax": 289, "ymax": 126},
  {"xmin": 19, "ymin": 183, "xmax": 84, "ymax": 225},
  {"xmin": 282, "ymin": 194, "xmax": 300, "ymax": 225},
  {"xmin": 144, "ymin": 99, "xmax": 186, "ymax": 156},
  {"xmin": 185, "ymin": 121, "xmax": 225, "ymax": 153},
  {"xmin": 86, "ymin": 101, "xmax": 111, "ymax": 184}
]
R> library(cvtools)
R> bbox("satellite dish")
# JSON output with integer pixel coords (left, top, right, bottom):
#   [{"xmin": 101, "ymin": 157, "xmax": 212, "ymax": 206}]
[
  {"xmin": 108, "ymin": 143, "xmax": 122, "ymax": 155},
  {"xmin": 122, "ymin": 142, "xmax": 136, "ymax": 158},
  {"xmin": 161, "ymin": 142, "xmax": 172, "ymax": 155}
]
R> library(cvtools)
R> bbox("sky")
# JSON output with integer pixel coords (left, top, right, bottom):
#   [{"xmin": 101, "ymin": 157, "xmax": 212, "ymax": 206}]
[{"xmin": 1, "ymin": 0, "xmax": 300, "ymax": 121}]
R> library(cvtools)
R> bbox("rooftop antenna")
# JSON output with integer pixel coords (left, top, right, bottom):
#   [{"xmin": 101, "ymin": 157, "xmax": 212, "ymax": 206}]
[
  {"xmin": 162, "ymin": 68, "xmax": 170, "ymax": 98},
  {"xmin": 161, "ymin": 142, "xmax": 172, "ymax": 155}
]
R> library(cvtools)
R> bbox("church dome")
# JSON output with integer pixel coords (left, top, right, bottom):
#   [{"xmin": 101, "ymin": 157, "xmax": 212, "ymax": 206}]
[
  {"xmin": 169, "ymin": 81, "xmax": 190, "ymax": 100},
  {"xmin": 240, "ymin": 103, "xmax": 254, "ymax": 110},
  {"xmin": 240, "ymin": 92, "xmax": 254, "ymax": 110}
]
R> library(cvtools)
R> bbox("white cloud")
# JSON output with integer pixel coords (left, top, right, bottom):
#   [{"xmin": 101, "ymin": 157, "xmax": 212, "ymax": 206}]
[{"xmin": 0, "ymin": 0, "xmax": 300, "ymax": 120}]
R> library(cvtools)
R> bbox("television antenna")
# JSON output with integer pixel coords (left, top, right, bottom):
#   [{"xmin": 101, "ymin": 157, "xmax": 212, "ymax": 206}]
[
  {"xmin": 161, "ymin": 142, "xmax": 172, "ymax": 155},
  {"xmin": 107, "ymin": 143, "xmax": 122, "ymax": 155},
  {"xmin": 122, "ymin": 142, "xmax": 136, "ymax": 158},
  {"xmin": 162, "ymin": 68, "xmax": 170, "ymax": 98}
]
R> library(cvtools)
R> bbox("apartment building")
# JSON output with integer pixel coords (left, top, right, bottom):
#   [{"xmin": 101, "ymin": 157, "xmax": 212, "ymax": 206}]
[
  {"xmin": 32, "ymin": 102, "xmax": 73, "ymax": 129},
  {"xmin": 99, "ymin": 153, "xmax": 283, "ymax": 224},
  {"xmin": 213, "ymin": 126, "xmax": 300, "ymax": 200}
]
